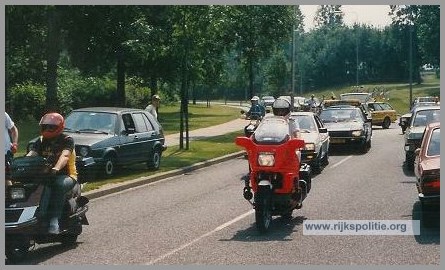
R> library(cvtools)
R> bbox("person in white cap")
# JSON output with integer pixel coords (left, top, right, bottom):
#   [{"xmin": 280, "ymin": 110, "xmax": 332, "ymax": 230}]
[{"xmin": 145, "ymin": 94, "xmax": 161, "ymax": 120}]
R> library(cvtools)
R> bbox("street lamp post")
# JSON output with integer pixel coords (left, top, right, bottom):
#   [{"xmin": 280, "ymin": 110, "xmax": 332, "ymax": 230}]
[
  {"xmin": 350, "ymin": 11, "xmax": 359, "ymax": 87},
  {"xmin": 409, "ymin": 23, "xmax": 413, "ymax": 107}
]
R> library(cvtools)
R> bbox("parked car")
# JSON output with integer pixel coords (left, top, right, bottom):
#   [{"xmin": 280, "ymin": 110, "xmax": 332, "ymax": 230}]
[
  {"xmin": 319, "ymin": 105, "xmax": 372, "ymax": 153},
  {"xmin": 399, "ymin": 102, "xmax": 437, "ymax": 134},
  {"xmin": 366, "ymin": 101, "xmax": 397, "ymax": 129},
  {"xmin": 340, "ymin": 92, "xmax": 374, "ymax": 103},
  {"xmin": 404, "ymin": 106, "xmax": 440, "ymax": 169},
  {"xmin": 414, "ymin": 122, "xmax": 440, "ymax": 210},
  {"xmin": 290, "ymin": 111, "xmax": 330, "ymax": 174},
  {"xmin": 28, "ymin": 107, "xmax": 167, "ymax": 177}
]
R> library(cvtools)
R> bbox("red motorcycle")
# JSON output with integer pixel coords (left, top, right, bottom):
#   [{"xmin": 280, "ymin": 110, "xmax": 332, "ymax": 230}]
[{"xmin": 235, "ymin": 116, "xmax": 311, "ymax": 233}]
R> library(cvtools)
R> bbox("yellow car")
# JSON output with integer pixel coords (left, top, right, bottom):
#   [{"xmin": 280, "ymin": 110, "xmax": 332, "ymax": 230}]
[{"xmin": 367, "ymin": 102, "xmax": 397, "ymax": 129}]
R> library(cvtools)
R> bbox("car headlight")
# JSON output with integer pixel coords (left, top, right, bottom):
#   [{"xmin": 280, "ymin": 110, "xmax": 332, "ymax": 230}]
[
  {"xmin": 305, "ymin": 143, "xmax": 315, "ymax": 151},
  {"xmin": 78, "ymin": 146, "xmax": 90, "ymax": 157},
  {"xmin": 351, "ymin": 130, "xmax": 363, "ymax": 137},
  {"xmin": 10, "ymin": 187, "xmax": 26, "ymax": 200},
  {"xmin": 258, "ymin": 152, "xmax": 275, "ymax": 166}
]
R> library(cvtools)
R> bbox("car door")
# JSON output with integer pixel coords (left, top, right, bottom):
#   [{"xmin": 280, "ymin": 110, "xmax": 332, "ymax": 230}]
[
  {"xmin": 118, "ymin": 113, "xmax": 140, "ymax": 164},
  {"xmin": 131, "ymin": 112, "xmax": 153, "ymax": 162},
  {"xmin": 314, "ymin": 115, "xmax": 329, "ymax": 159},
  {"xmin": 369, "ymin": 103, "xmax": 382, "ymax": 124}
]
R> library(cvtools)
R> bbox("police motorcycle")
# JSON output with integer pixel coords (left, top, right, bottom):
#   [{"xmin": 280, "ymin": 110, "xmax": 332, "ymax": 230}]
[
  {"xmin": 235, "ymin": 115, "xmax": 311, "ymax": 233},
  {"xmin": 243, "ymin": 113, "xmax": 263, "ymax": 138},
  {"xmin": 5, "ymin": 155, "xmax": 94, "ymax": 262}
]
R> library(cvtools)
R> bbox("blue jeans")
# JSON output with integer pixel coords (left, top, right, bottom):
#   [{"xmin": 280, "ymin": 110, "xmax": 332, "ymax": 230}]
[{"xmin": 39, "ymin": 175, "xmax": 76, "ymax": 220}]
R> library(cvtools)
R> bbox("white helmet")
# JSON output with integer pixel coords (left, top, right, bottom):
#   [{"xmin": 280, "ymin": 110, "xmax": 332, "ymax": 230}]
[
  {"xmin": 272, "ymin": 98, "xmax": 291, "ymax": 117},
  {"xmin": 251, "ymin": 96, "xmax": 259, "ymax": 102}
]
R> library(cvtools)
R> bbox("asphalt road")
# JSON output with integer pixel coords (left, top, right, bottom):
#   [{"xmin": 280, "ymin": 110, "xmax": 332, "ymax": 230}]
[{"xmin": 10, "ymin": 122, "xmax": 440, "ymax": 265}]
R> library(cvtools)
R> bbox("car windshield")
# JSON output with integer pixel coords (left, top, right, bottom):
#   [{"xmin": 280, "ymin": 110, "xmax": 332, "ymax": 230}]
[
  {"xmin": 253, "ymin": 117, "xmax": 290, "ymax": 144},
  {"xmin": 427, "ymin": 128, "xmax": 440, "ymax": 156},
  {"xmin": 291, "ymin": 115, "xmax": 317, "ymax": 132},
  {"xmin": 320, "ymin": 108, "xmax": 363, "ymax": 123},
  {"xmin": 340, "ymin": 93, "xmax": 371, "ymax": 103},
  {"xmin": 65, "ymin": 111, "xmax": 117, "ymax": 134},
  {"xmin": 412, "ymin": 109, "xmax": 440, "ymax": 127}
]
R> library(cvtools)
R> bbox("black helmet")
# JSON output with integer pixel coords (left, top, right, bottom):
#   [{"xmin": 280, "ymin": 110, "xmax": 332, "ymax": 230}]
[{"xmin": 272, "ymin": 98, "xmax": 291, "ymax": 117}]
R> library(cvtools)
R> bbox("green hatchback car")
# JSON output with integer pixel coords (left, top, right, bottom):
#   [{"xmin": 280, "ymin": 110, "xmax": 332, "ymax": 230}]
[{"xmin": 28, "ymin": 107, "xmax": 167, "ymax": 178}]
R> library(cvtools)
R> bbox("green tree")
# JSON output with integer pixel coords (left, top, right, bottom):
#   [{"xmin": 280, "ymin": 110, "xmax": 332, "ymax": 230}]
[
  {"xmin": 314, "ymin": 5, "xmax": 344, "ymax": 28},
  {"xmin": 225, "ymin": 6, "xmax": 295, "ymax": 99}
]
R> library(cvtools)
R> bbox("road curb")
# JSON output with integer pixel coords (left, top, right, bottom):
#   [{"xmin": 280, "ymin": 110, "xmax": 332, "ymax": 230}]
[{"xmin": 84, "ymin": 151, "xmax": 246, "ymax": 200}]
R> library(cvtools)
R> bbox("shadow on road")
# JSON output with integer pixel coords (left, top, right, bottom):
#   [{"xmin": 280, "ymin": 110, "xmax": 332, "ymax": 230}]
[
  {"xmin": 5, "ymin": 242, "xmax": 85, "ymax": 265},
  {"xmin": 411, "ymin": 201, "xmax": 440, "ymax": 245},
  {"xmin": 219, "ymin": 215, "xmax": 307, "ymax": 242}
]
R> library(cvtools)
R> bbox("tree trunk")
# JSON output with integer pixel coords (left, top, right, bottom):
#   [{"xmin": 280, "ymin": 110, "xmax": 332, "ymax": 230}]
[
  {"xmin": 248, "ymin": 56, "xmax": 254, "ymax": 99},
  {"xmin": 45, "ymin": 6, "xmax": 62, "ymax": 112},
  {"xmin": 116, "ymin": 45, "xmax": 126, "ymax": 107}
]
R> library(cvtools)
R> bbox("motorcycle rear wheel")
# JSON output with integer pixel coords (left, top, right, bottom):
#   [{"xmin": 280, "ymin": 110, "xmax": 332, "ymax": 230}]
[{"xmin": 254, "ymin": 187, "xmax": 272, "ymax": 233}]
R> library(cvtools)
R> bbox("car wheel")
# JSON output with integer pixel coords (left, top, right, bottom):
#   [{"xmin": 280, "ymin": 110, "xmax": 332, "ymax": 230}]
[
  {"xmin": 147, "ymin": 147, "xmax": 162, "ymax": 170},
  {"xmin": 382, "ymin": 117, "xmax": 391, "ymax": 129},
  {"xmin": 311, "ymin": 152, "xmax": 322, "ymax": 174},
  {"xmin": 103, "ymin": 156, "xmax": 116, "ymax": 176},
  {"xmin": 405, "ymin": 152, "xmax": 414, "ymax": 170}
]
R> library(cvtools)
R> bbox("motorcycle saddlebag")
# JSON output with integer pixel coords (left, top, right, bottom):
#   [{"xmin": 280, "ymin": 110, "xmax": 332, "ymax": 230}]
[{"xmin": 10, "ymin": 156, "xmax": 49, "ymax": 181}]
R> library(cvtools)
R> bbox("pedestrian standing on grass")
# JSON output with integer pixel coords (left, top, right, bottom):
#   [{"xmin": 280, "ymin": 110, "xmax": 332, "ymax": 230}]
[{"xmin": 145, "ymin": 94, "xmax": 161, "ymax": 120}]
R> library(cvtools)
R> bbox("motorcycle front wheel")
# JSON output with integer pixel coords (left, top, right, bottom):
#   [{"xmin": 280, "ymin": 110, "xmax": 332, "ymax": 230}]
[{"xmin": 254, "ymin": 186, "xmax": 272, "ymax": 233}]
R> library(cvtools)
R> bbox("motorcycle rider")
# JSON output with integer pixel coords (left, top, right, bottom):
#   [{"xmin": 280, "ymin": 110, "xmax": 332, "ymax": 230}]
[
  {"xmin": 272, "ymin": 98, "xmax": 300, "ymax": 138},
  {"xmin": 245, "ymin": 96, "xmax": 265, "ymax": 120},
  {"xmin": 26, "ymin": 112, "xmax": 77, "ymax": 234}
]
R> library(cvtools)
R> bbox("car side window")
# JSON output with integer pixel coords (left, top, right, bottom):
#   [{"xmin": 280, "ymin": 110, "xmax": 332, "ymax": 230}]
[
  {"xmin": 374, "ymin": 104, "xmax": 384, "ymax": 111},
  {"xmin": 381, "ymin": 103, "xmax": 392, "ymax": 110},
  {"xmin": 143, "ymin": 112, "xmax": 158, "ymax": 131},
  {"xmin": 133, "ymin": 113, "xmax": 149, "ymax": 133},
  {"xmin": 122, "ymin": 113, "xmax": 136, "ymax": 134}
]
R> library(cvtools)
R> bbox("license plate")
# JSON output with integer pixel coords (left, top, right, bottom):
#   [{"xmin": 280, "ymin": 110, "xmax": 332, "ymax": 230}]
[{"xmin": 330, "ymin": 138, "xmax": 345, "ymax": 144}]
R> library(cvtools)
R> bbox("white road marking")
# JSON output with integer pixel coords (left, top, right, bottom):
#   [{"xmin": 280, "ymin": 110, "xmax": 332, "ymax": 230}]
[
  {"xmin": 145, "ymin": 209, "xmax": 255, "ymax": 265},
  {"xmin": 329, "ymin": 155, "xmax": 353, "ymax": 169}
]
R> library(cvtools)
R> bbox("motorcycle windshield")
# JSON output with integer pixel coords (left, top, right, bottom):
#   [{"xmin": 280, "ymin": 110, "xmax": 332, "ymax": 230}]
[{"xmin": 253, "ymin": 117, "xmax": 290, "ymax": 144}]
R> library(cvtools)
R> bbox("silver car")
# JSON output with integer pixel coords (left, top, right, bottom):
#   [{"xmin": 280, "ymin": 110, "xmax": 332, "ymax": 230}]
[{"xmin": 290, "ymin": 112, "xmax": 330, "ymax": 174}]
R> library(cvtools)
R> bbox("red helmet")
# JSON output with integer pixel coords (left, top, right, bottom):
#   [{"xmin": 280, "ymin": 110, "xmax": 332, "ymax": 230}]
[{"xmin": 39, "ymin": 112, "xmax": 65, "ymax": 139}]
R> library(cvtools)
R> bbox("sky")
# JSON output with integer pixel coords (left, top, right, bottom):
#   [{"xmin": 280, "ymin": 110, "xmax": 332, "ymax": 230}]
[{"xmin": 300, "ymin": 5, "xmax": 393, "ymax": 32}]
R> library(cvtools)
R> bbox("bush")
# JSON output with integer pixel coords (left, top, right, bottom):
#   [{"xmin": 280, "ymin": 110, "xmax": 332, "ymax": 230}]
[{"xmin": 9, "ymin": 82, "xmax": 46, "ymax": 122}]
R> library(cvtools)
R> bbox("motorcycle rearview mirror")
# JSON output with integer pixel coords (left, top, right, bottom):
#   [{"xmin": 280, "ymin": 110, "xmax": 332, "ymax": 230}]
[{"xmin": 235, "ymin": 136, "xmax": 253, "ymax": 149}]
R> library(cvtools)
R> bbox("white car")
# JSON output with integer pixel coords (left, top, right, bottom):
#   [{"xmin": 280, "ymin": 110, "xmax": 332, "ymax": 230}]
[{"xmin": 290, "ymin": 111, "xmax": 330, "ymax": 174}]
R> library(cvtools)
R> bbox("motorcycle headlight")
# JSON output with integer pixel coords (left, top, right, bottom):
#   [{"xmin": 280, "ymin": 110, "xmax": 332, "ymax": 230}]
[
  {"xmin": 305, "ymin": 143, "xmax": 315, "ymax": 151},
  {"xmin": 10, "ymin": 187, "xmax": 26, "ymax": 200},
  {"xmin": 351, "ymin": 130, "xmax": 363, "ymax": 137},
  {"xmin": 78, "ymin": 146, "xmax": 90, "ymax": 157},
  {"xmin": 258, "ymin": 152, "xmax": 275, "ymax": 166}
]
